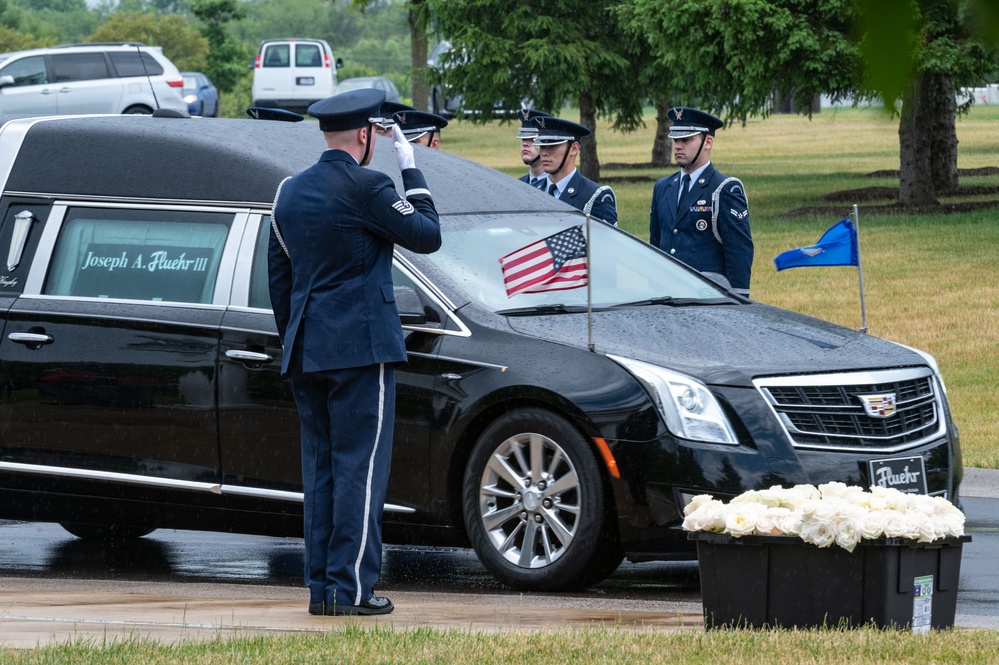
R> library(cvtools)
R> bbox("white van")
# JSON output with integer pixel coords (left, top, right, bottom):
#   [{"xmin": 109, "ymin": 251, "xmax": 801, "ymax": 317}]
[
  {"xmin": 251, "ymin": 39, "xmax": 342, "ymax": 114},
  {"xmin": 0, "ymin": 42, "xmax": 188, "ymax": 116}
]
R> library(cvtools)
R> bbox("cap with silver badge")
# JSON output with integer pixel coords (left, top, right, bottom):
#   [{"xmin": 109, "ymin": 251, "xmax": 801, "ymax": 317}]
[{"xmin": 666, "ymin": 107, "xmax": 724, "ymax": 139}]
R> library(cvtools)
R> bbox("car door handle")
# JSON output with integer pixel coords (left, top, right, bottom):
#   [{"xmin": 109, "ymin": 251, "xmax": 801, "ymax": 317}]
[
  {"xmin": 9, "ymin": 332, "xmax": 54, "ymax": 345},
  {"xmin": 225, "ymin": 349, "xmax": 273, "ymax": 363},
  {"xmin": 58, "ymin": 87, "xmax": 72, "ymax": 93}
]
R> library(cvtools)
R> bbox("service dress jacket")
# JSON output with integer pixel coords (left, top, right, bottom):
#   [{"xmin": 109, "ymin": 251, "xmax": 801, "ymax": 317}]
[
  {"xmin": 649, "ymin": 164, "xmax": 753, "ymax": 296},
  {"xmin": 558, "ymin": 170, "xmax": 618, "ymax": 226},
  {"xmin": 268, "ymin": 149, "xmax": 441, "ymax": 375}
]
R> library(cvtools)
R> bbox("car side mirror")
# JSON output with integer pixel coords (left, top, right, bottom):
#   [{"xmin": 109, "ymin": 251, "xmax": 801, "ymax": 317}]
[
  {"xmin": 335, "ymin": 58, "xmax": 344, "ymax": 69},
  {"xmin": 0, "ymin": 75, "xmax": 14, "ymax": 90}
]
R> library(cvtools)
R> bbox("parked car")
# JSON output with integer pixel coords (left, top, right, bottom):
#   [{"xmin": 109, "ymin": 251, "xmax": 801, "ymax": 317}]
[
  {"xmin": 0, "ymin": 113, "xmax": 962, "ymax": 591},
  {"xmin": 0, "ymin": 42, "xmax": 187, "ymax": 116},
  {"xmin": 181, "ymin": 72, "xmax": 219, "ymax": 117},
  {"xmin": 335, "ymin": 76, "xmax": 401, "ymax": 104},
  {"xmin": 426, "ymin": 40, "xmax": 531, "ymax": 118},
  {"xmin": 251, "ymin": 38, "xmax": 343, "ymax": 114}
]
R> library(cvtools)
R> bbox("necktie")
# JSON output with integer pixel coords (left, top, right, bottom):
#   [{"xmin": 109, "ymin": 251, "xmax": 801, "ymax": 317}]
[
  {"xmin": 548, "ymin": 182, "xmax": 558, "ymax": 197},
  {"xmin": 676, "ymin": 174, "xmax": 690, "ymax": 212}
]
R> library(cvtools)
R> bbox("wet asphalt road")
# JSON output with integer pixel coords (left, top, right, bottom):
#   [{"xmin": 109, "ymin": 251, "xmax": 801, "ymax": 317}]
[{"xmin": 0, "ymin": 471, "xmax": 996, "ymax": 632}]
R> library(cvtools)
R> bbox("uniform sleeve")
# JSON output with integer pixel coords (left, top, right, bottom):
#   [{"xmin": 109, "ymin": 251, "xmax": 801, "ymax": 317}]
[
  {"xmin": 588, "ymin": 186, "xmax": 617, "ymax": 226},
  {"xmin": 267, "ymin": 216, "xmax": 293, "ymax": 342},
  {"xmin": 649, "ymin": 184, "xmax": 662, "ymax": 247},
  {"xmin": 718, "ymin": 179, "xmax": 753, "ymax": 296},
  {"xmin": 363, "ymin": 168, "xmax": 442, "ymax": 254}
]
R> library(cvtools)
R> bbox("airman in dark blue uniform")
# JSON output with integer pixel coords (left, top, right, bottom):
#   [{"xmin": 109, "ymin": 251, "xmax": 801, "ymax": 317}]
[
  {"xmin": 393, "ymin": 110, "xmax": 448, "ymax": 149},
  {"xmin": 267, "ymin": 89, "xmax": 441, "ymax": 616},
  {"xmin": 531, "ymin": 115, "xmax": 617, "ymax": 226},
  {"xmin": 649, "ymin": 107, "xmax": 753, "ymax": 296},
  {"xmin": 515, "ymin": 109, "xmax": 551, "ymax": 189}
]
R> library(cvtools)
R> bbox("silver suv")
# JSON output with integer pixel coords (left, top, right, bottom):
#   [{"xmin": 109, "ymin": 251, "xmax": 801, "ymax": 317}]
[{"xmin": 0, "ymin": 42, "xmax": 187, "ymax": 116}]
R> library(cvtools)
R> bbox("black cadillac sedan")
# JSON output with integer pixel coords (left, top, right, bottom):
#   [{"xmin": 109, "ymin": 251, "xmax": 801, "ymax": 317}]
[{"xmin": 0, "ymin": 113, "xmax": 961, "ymax": 591}]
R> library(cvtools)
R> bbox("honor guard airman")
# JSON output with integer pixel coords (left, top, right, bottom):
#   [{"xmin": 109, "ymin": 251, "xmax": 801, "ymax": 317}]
[
  {"xmin": 531, "ymin": 115, "xmax": 617, "ymax": 225},
  {"xmin": 267, "ymin": 88, "xmax": 442, "ymax": 617},
  {"xmin": 515, "ymin": 109, "xmax": 552, "ymax": 189},
  {"xmin": 393, "ymin": 110, "xmax": 448, "ymax": 149},
  {"xmin": 649, "ymin": 107, "xmax": 753, "ymax": 296}
]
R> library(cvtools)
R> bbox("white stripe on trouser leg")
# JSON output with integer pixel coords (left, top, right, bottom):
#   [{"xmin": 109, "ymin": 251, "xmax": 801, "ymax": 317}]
[{"xmin": 353, "ymin": 363, "xmax": 386, "ymax": 606}]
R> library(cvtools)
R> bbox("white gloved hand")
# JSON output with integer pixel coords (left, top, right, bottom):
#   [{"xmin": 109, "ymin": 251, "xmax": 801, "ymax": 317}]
[{"xmin": 392, "ymin": 124, "xmax": 416, "ymax": 171}]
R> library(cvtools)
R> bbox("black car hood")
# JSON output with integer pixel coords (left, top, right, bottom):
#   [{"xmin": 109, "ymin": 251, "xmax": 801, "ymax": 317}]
[{"xmin": 503, "ymin": 302, "xmax": 925, "ymax": 385}]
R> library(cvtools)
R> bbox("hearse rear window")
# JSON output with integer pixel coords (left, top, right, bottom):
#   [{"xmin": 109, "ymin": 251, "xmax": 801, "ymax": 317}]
[{"xmin": 44, "ymin": 209, "xmax": 230, "ymax": 304}]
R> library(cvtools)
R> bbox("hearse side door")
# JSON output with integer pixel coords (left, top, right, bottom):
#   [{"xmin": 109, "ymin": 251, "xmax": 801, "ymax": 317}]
[
  {"xmin": 217, "ymin": 214, "xmax": 451, "ymax": 517},
  {"xmin": 0, "ymin": 202, "xmax": 241, "ymax": 493}
]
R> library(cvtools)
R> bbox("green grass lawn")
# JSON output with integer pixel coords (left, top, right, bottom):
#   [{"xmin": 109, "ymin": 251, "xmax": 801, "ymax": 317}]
[
  {"xmin": 443, "ymin": 104, "xmax": 999, "ymax": 468},
  {"xmin": 6, "ymin": 625, "xmax": 999, "ymax": 663}
]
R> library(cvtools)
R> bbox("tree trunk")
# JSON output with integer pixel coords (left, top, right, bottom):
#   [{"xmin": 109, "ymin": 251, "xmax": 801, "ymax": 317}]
[
  {"xmin": 409, "ymin": 7, "xmax": 429, "ymax": 112},
  {"xmin": 928, "ymin": 72, "xmax": 959, "ymax": 196},
  {"xmin": 898, "ymin": 71, "xmax": 939, "ymax": 207},
  {"xmin": 578, "ymin": 90, "xmax": 599, "ymax": 181},
  {"xmin": 651, "ymin": 100, "xmax": 672, "ymax": 168}
]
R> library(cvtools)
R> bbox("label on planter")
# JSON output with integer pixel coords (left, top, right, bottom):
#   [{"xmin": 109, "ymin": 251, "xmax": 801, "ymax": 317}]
[{"xmin": 913, "ymin": 574, "xmax": 933, "ymax": 633}]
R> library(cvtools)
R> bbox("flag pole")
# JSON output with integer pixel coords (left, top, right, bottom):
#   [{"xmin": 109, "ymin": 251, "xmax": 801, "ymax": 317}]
[
  {"xmin": 585, "ymin": 214, "xmax": 594, "ymax": 352},
  {"xmin": 853, "ymin": 204, "xmax": 868, "ymax": 333}
]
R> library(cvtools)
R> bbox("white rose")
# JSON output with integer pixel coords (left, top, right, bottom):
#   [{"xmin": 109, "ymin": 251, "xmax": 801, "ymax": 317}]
[
  {"xmin": 858, "ymin": 510, "xmax": 888, "ymax": 540},
  {"xmin": 910, "ymin": 511, "xmax": 940, "ymax": 543},
  {"xmin": 683, "ymin": 494, "xmax": 718, "ymax": 517},
  {"xmin": 682, "ymin": 500, "xmax": 726, "ymax": 532},
  {"xmin": 800, "ymin": 519, "xmax": 837, "ymax": 548},
  {"xmin": 791, "ymin": 484, "xmax": 821, "ymax": 501},
  {"xmin": 836, "ymin": 519, "xmax": 862, "ymax": 553},
  {"xmin": 730, "ymin": 490, "xmax": 761, "ymax": 505},
  {"xmin": 935, "ymin": 501, "xmax": 966, "ymax": 537},
  {"xmin": 755, "ymin": 507, "xmax": 792, "ymax": 536},
  {"xmin": 775, "ymin": 509, "xmax": 803, "ymax": 536},
  {"xmin": 754, "ymin": 488, "xmax": 785, "ymax": 508},
  {"xmin": 882, "ymin": 509, "xmax": 917, "ymax": 539},
  {"xmin": 725, "ymin": 502, "xmax": 766, "ymax": 537},
  {"xmin": 871, "ymin": 486, "xmax": 908, "ymax": 510}
]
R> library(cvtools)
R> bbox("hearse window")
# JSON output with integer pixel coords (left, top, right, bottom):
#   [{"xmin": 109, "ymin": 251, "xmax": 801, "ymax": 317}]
[
  {"xmin": 248, "ymin": 216, "xmax": 272, "ymax": 310},
  {"xmin": 44, "ymin": 209, "xmax": 230, "ymax": 304}
]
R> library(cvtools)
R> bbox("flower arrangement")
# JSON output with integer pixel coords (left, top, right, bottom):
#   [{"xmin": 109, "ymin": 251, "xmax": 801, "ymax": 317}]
[{"xmin": 682, "ymin": 482, "xmax": 965, "ymax": 553}]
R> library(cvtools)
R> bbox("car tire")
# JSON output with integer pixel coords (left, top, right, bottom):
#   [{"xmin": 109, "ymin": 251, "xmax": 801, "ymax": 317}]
[
  {"xmin": 60, "ymin": 522, "xmax": 155, "ymax": 543},
  {"xmin": 462, "ymin": 408, "xmax": 622, "ymax": 591},
  {"xmin": 122, "ymin": 105, "xmax": 153, "ymax": 115},
  {"xmin": 196, "ymin": 102, "xmax": 204, "ymax": 117},
  {"xmin": 431, "ymin": 88, "xmax": 442, "ymax": 116}
]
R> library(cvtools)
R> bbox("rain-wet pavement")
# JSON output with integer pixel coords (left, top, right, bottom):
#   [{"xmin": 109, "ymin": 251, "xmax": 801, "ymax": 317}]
[{"xmin": 1, "ymin": 469, "xmax": 997, "ymax": 646}]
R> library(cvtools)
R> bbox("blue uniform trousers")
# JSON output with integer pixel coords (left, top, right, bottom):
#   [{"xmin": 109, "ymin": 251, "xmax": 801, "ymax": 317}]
[{"xmin": 289, "ymin": 362, "xmax": 395, "ymax": 608}]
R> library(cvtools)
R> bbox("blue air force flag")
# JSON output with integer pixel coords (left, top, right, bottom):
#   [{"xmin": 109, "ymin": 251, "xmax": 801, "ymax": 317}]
[{"xmin": 774, "ymin": 217, "xmax": 858, "ymax": 271}]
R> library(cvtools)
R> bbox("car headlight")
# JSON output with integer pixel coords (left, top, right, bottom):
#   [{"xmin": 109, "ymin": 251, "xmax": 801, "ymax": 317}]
[{"xmin": 608, "ymin": 354, "xmax": 738, "ymax": 444}]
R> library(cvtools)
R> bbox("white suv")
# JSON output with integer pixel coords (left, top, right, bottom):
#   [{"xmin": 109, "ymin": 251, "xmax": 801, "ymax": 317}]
[
  {"xmin": 251, "ymin": 38, "xmax": 342, "ymax": 114},
  {"xmin": 0, "ymin": 42, "xmax": 187, "ymax": 116}
]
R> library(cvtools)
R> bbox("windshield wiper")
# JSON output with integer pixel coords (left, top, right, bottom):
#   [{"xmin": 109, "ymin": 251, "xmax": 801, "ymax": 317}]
[
  {"xmin": 612, "ymin": 296, "xmax": 737, "ymax": 308},
  {"xmin": 495, "ymin": 304, "xmax": 596, "ymax": 316}
]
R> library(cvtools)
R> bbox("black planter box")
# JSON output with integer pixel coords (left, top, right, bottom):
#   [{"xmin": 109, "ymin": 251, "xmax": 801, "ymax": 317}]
[{"xmin": 692, "ymin": 532, "xmax": 970, "ymax": 630}]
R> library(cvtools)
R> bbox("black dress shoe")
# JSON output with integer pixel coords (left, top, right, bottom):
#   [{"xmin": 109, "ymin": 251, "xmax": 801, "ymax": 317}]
[
  {"xmin": 326, "ymin": 595, "xmax": 394, "ymax": 616},
  {"xmin": 308, "ymin": 601, "xmax": 326, "ymax": 615}
]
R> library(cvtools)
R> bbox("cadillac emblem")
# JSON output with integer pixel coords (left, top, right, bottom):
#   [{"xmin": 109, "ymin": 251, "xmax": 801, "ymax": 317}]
[{"xmin": 859, "ymin": 393, "xmax": 897, "ymax": 418}]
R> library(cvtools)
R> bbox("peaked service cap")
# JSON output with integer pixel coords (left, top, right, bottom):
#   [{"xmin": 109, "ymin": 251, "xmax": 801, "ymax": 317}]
[
  {"xmin": 308, "ymin": 89, "xmax": 386, "ymax": 132},
  {"xmin": 666, "ymin": 107, "xmax": 724, "ymax": 139},
  {"xmin": 516, "ymin": 109, "xmax": 553, "ymax": 139},
  {"xmin": 531, "ymin": 116, "xmax": 591, "ymax": 146},
  {"xmin": 393, "ymin": 110, "xmax": 448, "ymax": 142}
]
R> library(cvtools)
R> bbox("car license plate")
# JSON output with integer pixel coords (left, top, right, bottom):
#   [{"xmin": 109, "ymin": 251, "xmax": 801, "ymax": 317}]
[
  {"xmin": 296, "ymin": 77, "xmax": 315, "ymax": 86},
  {"xmin": 867, "ymin": 456, "xmax": 928, "ymax": 494}
]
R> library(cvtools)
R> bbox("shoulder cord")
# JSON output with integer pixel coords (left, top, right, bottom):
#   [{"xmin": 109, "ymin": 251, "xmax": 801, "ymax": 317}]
[
  {"xmin": 583, "ymin": 185, "xmax": 614, "ymax": 217},
  {"xmin": 270, "ymin": 176, "xmax": 292, "ymax": 259},
  {"xmin": 710, "ymin": 177, "xmax": 746, "ymax": 245}
]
